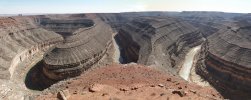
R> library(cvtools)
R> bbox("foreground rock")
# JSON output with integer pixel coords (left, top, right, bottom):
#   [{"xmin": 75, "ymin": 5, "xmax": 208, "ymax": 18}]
[{"xmin": 36, "ymin": 64, "xmax": 222, "ymax": 100}]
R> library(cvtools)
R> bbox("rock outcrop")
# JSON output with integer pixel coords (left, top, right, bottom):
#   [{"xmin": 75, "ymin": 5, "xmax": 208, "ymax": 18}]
[
  {"xmin": 42, "ymin": 14, "xmax": 113, "ymax": 80},
  {"xmin": 36, "ymin": 64, "xmax": 222, "ymax": 100},
  {"xmin": 113, "ymin": 16, "xmax": 204, "ymax": 74},
  {"xmin": 0, "ymin": 16, "xmax": 63, "ymax": 79},
  {"xmin": 196, "ymin": 18, "xmax": 251, "ymax": 99}
]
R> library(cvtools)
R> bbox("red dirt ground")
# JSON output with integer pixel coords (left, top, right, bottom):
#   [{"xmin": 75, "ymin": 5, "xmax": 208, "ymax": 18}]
[{"xmin": 36, "ymin": 63, "xmax": 223, "ymax": 100}]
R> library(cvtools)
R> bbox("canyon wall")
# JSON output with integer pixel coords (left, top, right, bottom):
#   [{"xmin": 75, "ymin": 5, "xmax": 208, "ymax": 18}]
[
  {"xmin": 39, "ymin": 17, "xmax": 94, "ymax": 37},
  {"xmin": 168, "ymin": 11, "xmax": 243, "ymax": 38},
  {"xmin": 0, "ymin": 16, "xmax": 63, "ymax": 79},
  {"xmin": 111, "ymin": 16, "xmax": 204, "ymax": 74},
  {"xmin": 196, "ymin": 18, "xmax": 251, "ymax": 99},
  {"xmin": 101, "ymin": 13, "xmax": 251, "ymax": 99},
  {"xmin": 42, "ymin": 14, "xmax": 113, "ymax": 80}
]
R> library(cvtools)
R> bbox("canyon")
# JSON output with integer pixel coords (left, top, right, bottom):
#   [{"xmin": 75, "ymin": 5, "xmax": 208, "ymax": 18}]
[
  {"xmin": 0, "ymin": 12, "xmax": 250, "ymax": 100},
  {"xmin": 179, "ymin": 45, "xmax": 201, "ymax": 81}
]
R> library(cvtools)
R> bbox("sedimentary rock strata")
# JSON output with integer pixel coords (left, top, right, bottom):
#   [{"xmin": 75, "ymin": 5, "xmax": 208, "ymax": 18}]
[
  {"xmin": 39, "ymin": 17, "xmax": 94, "ymax": 37},
  {"xmin": 196, "ymin": 19, "xmax": 251, "ymax": 99},
  {"xmin": 0, "ymin": 16, "xmax": 63, "ymax": 79},
  {"xmin": 114, "ymin": 16, "xmax": 204, "ymax": 73},
  {"xmin": 42, "ymin": 15, "xmax": 113, "ymax": 80}
]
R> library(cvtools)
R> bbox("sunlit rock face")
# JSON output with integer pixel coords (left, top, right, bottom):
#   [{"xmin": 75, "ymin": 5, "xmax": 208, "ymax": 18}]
[
  {"xmin": 196, "ymin": 16, "xmax": 251, "ymax": 99},
  {"xmin": 42, "ymin": 14, "xmax": 113, "ymax": 80},
  {"xmin": 0, "ymin": 16, "xmax": 63, "ymax": 79}
]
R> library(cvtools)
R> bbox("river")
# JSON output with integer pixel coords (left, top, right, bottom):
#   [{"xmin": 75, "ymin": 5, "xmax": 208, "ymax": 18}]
[
  {"xmin": 112, "ymin": 33, "xmax": 123, "ymax": 63},
  {"xmin": 179, "ymin": 45, "xmax": 202, "ymax": 81}
]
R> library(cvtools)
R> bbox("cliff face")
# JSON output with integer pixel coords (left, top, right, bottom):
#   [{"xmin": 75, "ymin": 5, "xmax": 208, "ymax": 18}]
[
  {"xmin": 115, "ymin": 30, "xmax": 140, "ymax": 63},
  {"xmin": 196, "ymin": 17, "xmax": 251, "ymax": 99},
  {"xmin": 0, "ymin": 16, "xmax": 63, "ymax": 79},
  {"xmin": 42, "ymin": 14, "xmax": 113, "ymax": 80},
  {"xmin": 39, "ymin": 15, "xmax": 94, "ymax": 37},
  {"xmin": 0, "ymin": 14, "xmax": 114, "ymax": 95},
  {"xmin": 113, "ymin": 16, "xmax": 204, "ymax": 74}
]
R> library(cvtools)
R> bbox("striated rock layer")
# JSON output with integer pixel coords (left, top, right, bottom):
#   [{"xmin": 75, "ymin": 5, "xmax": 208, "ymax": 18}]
[
  {"xmin": 112, "ymin": 16, "xmax": 204, "ymax": 74},
  {"xmin": 196, "ymin": 18, "xmax": 251, "ymax": 99},
  {"xmin": 39, "ymin": 15, "xmax": 94, "ymax": 37},
  {"xmin": 0, "ymin": 16, "xmax": 63, "ymax": 79},
  {"xmin": 42, "ymin": 14, "xmax": 113, "ymax": 80}
]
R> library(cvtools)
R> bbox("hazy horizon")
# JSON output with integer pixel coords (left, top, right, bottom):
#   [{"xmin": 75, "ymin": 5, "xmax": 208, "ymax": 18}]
[{"xmin": 0, "ymin": 0, "xmax": 250, "ymax": 14}]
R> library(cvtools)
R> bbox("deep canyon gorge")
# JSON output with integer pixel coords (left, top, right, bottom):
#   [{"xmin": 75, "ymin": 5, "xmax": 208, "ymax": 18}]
[{"xmin": 0, "ymin": 12, "xmax": 250, "ymax": 100}]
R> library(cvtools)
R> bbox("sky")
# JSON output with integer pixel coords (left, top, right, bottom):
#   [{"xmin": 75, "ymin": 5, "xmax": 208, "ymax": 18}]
[{"xmin": 0, "ymin": 0, "xmax": 250, "ymax": 14}]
